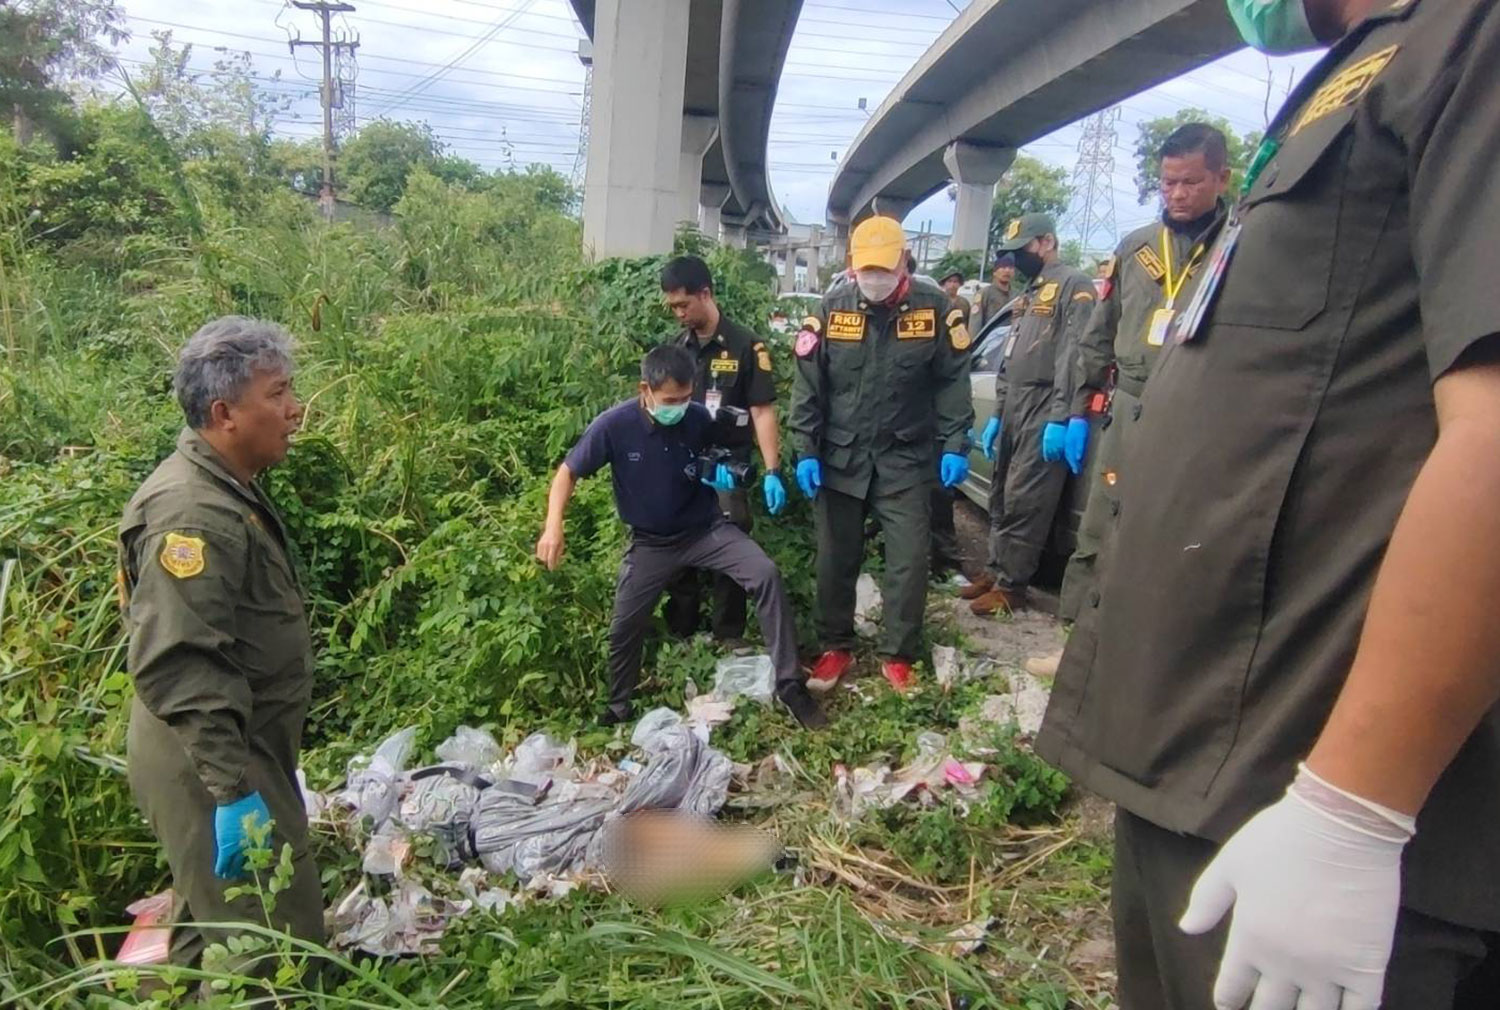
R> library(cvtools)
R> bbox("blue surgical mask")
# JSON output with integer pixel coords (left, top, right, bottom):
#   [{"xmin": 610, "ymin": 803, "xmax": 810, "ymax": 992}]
[
  {"xmin": 1226, "ymin": 0, "xmax": 1321, "ymax": 54},
  {"xmin": 646, "ymin": 392, "xmax": 688, "ymax": 426}
]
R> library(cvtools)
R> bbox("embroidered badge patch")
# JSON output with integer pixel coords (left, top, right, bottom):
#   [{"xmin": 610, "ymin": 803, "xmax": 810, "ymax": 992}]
[
  {"xmin": 946, "ymin": 308, "xmax": 971, "ymax": 351},
  {"xmin": 1134, "ymin": 246, "xmax": 1167, "ymax": 283},
  {"xmin": 896, "ymin": 308, "xmax": 936, "ymax": 340},
  {"xmin": 159, "ymin": 532, "xmax": 206, "ymax": 579},
  {"xmin": 1291, "ymin": 45, "xmax": 1399, "ymax": 137},
  {"xmin": 827, "ymin": 311, "xmax": 867, "ymax": 341},
  {"xmin": 795, "ymin": 329, "xmax": 820, "ymax": 358}
]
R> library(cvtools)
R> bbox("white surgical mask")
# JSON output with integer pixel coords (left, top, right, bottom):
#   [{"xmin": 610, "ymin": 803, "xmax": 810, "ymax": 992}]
[{"xmin": 855, "ymin": 270, "xmax": 899, "ymax": 303}]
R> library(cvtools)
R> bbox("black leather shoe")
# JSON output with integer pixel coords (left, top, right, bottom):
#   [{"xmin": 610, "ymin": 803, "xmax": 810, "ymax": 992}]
[{"xmin": 776, "ymin": 683, "xmax": 828, "ymax": 730}]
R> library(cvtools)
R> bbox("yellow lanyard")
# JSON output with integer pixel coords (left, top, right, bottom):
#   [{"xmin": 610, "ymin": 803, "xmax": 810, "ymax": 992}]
[{"xmin": 1160, "ymin": 228, "xmax": 1205, "ymax": 309}]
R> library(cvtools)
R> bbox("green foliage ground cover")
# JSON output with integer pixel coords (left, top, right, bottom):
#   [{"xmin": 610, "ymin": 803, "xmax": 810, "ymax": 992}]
[{"xmin": 0, "ymin": 100, "xmax": 1106, "ymax": 1009}]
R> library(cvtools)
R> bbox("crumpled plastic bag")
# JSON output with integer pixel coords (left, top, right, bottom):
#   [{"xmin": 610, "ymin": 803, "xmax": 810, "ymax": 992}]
[
  {"xmin": 471, "ymin": 784, "xmax": 616, "ymax": 878},
  {"xmin": 399, "ymin": 769, "xmax": 482, "ymax": 868},
  {"xmin": 508, "ymin": 732, "xmax": 576, "ymax": 784},
  {"xmin": 435, "ymin": 726, "xmax": 502, "ymax": 770},
  {"xmin": 620, "ymin": 725, "xmax": 733, "ymax": 816},
  {"xmin": 342, "ymin": 726, "xmax": 418, "ymax": 826},
  {"xmin": 712, "ymin": 655, "xmax": 775, "ymax": 706},
  {"xmin": 855, "ymin": 574, "xmax": 881, "ymax": 635},
  {"xmin": 631, "ymin": 708, "xmax": 684, "ymax": 751},
  {"xmin": 331, "ymin": 879, "xmax": 465, "ymax": 957}
]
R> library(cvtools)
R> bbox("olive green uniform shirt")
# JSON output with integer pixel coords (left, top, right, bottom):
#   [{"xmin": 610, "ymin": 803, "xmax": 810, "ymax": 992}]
[
  {"xmin": 789, "ymin": 276, "xmax": 973, "ymax": 499},
  {"xmin": 992, "ymin": 260, "xmax": 1097, "ymax": 424},
  {"xmin": 1070, "ymin": 209, "xmax": 1222, "ymax": 411},
  {"xmin": 1038, "ymin": 0, "xmax": 1500, "ymax": 931},
  {"xmin": 120, "ymin": 428, "xmax": 314, "ymax": 805}
]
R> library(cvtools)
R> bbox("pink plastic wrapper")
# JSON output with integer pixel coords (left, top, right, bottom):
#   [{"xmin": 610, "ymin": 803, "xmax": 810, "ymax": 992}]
[{"xmin": 117, "ymin": 890, "xmax": 176, "ymax": 965}]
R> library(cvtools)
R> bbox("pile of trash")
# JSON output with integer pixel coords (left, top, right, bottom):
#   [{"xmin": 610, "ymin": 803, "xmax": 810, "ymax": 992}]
[
  {"xmin": 833, "ymin": 731, "xmax": 987, "ymax": 818},
  {"xmin": 318, "ymin": 655, "xmax": 782, "ymax": 956}
]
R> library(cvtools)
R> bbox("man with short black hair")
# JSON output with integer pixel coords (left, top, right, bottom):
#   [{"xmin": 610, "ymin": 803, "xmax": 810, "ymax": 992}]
[
  {"xmin": 973, "ymin": 252, "xmax": 1016, "ymax": 332},
  {"xmin": 537, "ymin": 345, "xmax": 824, "ymax": 729},
  {"xmin": 1050, "ymin": 122, "xmax": 1230, "ymax": 630},
  {"xmin": 658, "ymin": 256, "xmax": 786, "ymax": 644}
]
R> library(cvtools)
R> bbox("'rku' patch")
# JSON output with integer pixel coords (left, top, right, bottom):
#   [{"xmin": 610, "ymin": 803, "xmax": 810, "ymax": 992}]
[
  {"xmin": 1134, "ymin": 246, "xmax": 1167, "ymax": 283},
  {"xmin": 826, "ymin": 311, "xmax": 867, "ymax": 341},
  {"xmin": 1290, "ymin": 45, "xmax": 1399, "ymax": 137},
  {"xmin": 896, "ymin": 308, "xmax": 936, "ymax": 340}
]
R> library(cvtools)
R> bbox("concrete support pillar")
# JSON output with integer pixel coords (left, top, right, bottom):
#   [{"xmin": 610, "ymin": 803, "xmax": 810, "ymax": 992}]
[
  {"xmin": 721, "ymin": 216, "xmax": 747, "ymax": 249},
  {"xmin": 582, "ymin": 0, "xmax": 692, "ymax": 258},
  {"xmin": 872, "ymin": 194, "xmax": 915, "ymax": 224},
  {"xmin": 677, "ymin": 114, "xmax": 719, "ymax": 232},
  {"xmin": 799, "ymin": 246, "xmax": 816, "ymax": 291},
  {"xmin": 699, "ymin": 182, "xmax": 731, "ymax": 240},
  {"xmin": 779, "ymin": 245, "xmax": 798, "ymax": 295},
  {"xmin": 943, "ymin": 141, "xmax": 1016, "ymax": 255}
]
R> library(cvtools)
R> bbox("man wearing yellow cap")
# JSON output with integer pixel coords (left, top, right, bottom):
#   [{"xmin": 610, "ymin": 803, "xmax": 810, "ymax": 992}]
[{"xmin": 789, "ymin": 215, "xmax": 974, "ymax": 692}]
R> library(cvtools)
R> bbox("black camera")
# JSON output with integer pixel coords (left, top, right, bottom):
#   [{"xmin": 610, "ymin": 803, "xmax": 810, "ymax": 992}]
[{"xmin": 685, "ymin": 445, "xmax": 758, "ymax": 486}]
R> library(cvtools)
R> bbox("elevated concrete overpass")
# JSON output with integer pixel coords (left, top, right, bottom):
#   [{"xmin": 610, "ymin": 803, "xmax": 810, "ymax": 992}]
[
  {"xmin": 825, "ymin": 0, "xmax": 1245, "ymax": 255},
  {"xmin": 570, "ymin": 0, "xmax": 801, "ymax": 256}
]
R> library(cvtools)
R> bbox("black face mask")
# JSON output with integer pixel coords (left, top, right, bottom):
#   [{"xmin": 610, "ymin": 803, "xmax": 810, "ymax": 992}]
[{"xmin": 1013, "ymin": 248, "xmax": 1045, "ymax": 280}]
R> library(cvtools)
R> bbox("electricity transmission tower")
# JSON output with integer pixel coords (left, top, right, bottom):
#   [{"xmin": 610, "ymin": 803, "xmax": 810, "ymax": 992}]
[
  {"xmin": 332, "ymin": 34, "xmax": 359, "ymax": 142},
  {"xmin": 1064, "ymin": 107, "xmax": 1121, "ymax": 258},
  {"xmin": 289, "ymin": 1, "xmax": 359, "ymax": 219},
  {"xmin": 571, "ymin": 39, "xmax": 593, "ymax": 198}
]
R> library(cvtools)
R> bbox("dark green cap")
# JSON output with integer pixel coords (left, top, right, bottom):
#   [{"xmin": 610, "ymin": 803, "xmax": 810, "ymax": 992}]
[{"xmin": 995, "ymin": 212, "xmax": 1056, "ymax": 252}]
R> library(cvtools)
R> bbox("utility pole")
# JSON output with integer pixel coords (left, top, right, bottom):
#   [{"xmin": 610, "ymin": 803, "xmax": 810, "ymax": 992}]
[
  {"xmin": 289, "ymin": 1, "xmax": 358, "ymax": 220},
  {"xmin": 1064, "ymin": 107, "xmax": 1121, "ymax": 259}
]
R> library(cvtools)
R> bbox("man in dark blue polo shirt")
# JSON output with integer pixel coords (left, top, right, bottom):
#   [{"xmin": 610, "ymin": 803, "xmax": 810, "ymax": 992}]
[{"xmin": 536, "ymin": 345, "xmax": 825, "ymax": 729}]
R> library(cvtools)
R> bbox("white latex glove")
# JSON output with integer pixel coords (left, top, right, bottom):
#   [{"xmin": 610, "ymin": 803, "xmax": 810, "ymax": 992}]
[{"xmin": 1179, "ymin": 764, "xmax": 1416, "ymax": 1010}]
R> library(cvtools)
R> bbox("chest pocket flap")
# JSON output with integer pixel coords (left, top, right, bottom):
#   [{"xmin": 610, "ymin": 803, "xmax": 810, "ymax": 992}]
[{"xmin": 1215, "ymin": 108, "xmax": 1356, "ymax": 331}]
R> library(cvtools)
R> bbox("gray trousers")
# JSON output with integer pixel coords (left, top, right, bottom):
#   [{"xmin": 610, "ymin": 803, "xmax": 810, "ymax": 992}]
[
  {"xmin": 608, "ymin": 522, "xmax": 801, "ymax": 717},
  {"xmin": 987, "ymin": 384, "xmax": 1068, "ymax": 592},
  {"xmin": 663, "ymin": 488, "xmax": 753, "ymax": 640},
  {"xmin": 1112, "ymin": 807, "xmax": 1500, "ymax": 1010}
]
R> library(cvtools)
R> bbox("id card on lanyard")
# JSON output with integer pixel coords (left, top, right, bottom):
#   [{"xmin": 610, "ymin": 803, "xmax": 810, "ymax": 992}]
[{"xmin": 1147, "ymin": 230, "xmax": 1206, "ymax": 347}]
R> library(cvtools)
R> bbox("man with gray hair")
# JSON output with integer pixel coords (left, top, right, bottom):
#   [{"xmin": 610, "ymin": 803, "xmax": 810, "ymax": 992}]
[{"xmin": 118, "ymin": 315, "xmax": 323, "ymax": 969}]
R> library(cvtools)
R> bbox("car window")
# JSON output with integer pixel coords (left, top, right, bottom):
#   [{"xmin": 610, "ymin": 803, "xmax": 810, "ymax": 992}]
[{"xmin": 972, "ymin": 327, "xmax": 1009, "ymax": 373}]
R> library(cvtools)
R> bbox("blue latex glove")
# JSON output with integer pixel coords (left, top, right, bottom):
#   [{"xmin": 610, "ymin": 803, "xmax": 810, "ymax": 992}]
[
  {"xmin": 940, "ymin": 452, "xmax": 969, "ymax": 488},
  {"xmin": 796, "ymin": 457, "xmax": 823, "ymax": 499},
  {"xmin": 763, "ymin": 473, "xmax": 788, "ymax": 515},
  {"xmin": 1041, "ymin": 421, "xmax": 1067, "ymax": 463},
  {"xmin": 1063, "ymin": 416, "xmax": 1090, "ymax": 476},
  {"xmin": 703, "ymin": 463, "xmax": 736, "ymax": 493},
  {"xmin": 213, "ymin": 791, "xmax": 272, "ymax": 880},
  {"xmin": 980, "ymin": 417, "xmax": 1001, "ymax": 460}
]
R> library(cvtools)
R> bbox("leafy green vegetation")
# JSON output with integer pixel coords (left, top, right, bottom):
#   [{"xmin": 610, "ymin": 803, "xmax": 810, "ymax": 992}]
[{"xmin": 0, "ymin": 45, "xmax": 1107, "ymax": 1009}]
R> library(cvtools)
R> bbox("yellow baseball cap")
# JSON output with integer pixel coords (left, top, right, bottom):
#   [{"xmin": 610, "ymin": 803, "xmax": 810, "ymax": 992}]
[{"xmin": 849, "ymin": 215, "xmax": 906, "ymax": 271}]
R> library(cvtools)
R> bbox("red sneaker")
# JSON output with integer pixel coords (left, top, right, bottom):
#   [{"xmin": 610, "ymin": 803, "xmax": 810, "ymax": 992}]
[
  {"xmin": 807, "ymin": 650, "xmax": 855, "ymax": 694},
  {"xmin": 881, "ymin": 659, "xmax": 915, "ymax": 693}
]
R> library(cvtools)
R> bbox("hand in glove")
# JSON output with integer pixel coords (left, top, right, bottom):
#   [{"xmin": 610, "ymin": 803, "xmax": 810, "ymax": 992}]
[
  {"xmin": 702, "ymin": 463, "xmax": 737, "ymax": 493},
  {"xmin": 214, "ymin": 791, "xmax": 273, "ymax": 880},
  {"xmin": 1063, "ymin": 416, "xmax": 1090, "ymax": 475},
  {"xmin": 939, "ymin": 452, "xmax": 969, "ymax": 488},
  {"xmin": 795, "ymin": 457, "xmax": 823, "ymax": 499},
  {"xmin": 1041, "ymin": 421, "xmax": 1067, "ymax": 463},
  {"xmin": 1179, "ymin": 763, "xmax": 1414, "ymax": 1010},
  {"xmin": 979, "ymin": 417, "xmax": 1001, "ymax": 461},
  {"xmin": 763, "ymin": 473, "xmax": 788, "ymax": 515}
]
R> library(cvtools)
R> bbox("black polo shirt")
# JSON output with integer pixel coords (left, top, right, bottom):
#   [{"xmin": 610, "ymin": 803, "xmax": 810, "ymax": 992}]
[
  {"xmin": 675, "ymin": 313, "xmax": 777, "ymax": 452},
  {"xmin": 564, "ymin": 399, "xmax": 720, "ymax": 539}
]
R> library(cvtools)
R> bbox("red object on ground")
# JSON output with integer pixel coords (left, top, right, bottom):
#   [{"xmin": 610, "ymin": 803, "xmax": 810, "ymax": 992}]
[{"xmin": 881, "ymin": 659, "xmax": 915, "ymax": 693}]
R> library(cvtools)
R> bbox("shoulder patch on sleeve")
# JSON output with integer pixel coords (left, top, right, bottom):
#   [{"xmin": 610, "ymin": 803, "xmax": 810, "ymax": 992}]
[
  {"xmin": 159, "ymin": 532, "xmax": 206, "ymax": 579},
  {"xmin": 795, "ymin": 328, "xmax": 820, "ymax": 359},
  {"xmin": 1072, "ymin": 289, "xmax": 1096, "ymax": 302},
  {"xmin": 800, "ymin": 316, "xmax": 822, "ymax": 335},
  {"xmin": 757, "ymin": 346, "xmax": 773, "ymax": 371}
]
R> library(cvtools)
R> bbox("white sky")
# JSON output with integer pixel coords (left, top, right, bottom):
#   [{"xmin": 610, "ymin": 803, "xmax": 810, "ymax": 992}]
[{"xmin": 104, "ymin": 0, "xmax": 1322, "ymax": 247}]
